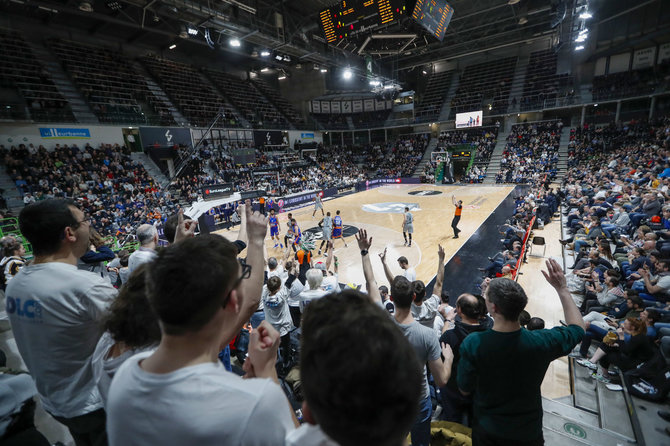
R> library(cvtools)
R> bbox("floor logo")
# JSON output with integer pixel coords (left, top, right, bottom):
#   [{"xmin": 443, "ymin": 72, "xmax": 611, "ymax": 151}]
[
  {"xmin": 409, "ymin": 190, "xmax": 442, "ymax": 196},
  {"xmin": 305, "ymin": 224, "xmax": 359, "ymax": 240},
  {"xmin": 563, "ymin": 423, "xmax": 586, "ymax": 439},
  {"xmin": 362, "ymin": 203, "xmax": 420, "ymax": 214}
]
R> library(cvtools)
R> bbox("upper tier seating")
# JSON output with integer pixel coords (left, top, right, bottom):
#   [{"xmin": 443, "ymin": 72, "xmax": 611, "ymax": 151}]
[
  {"xmin": 415, "ymin": 71, "xmax": 453, "ymax": 122},
  {"xmin": 520, "ymin": 49, "xmax": 575, "ymax": 111},
  {"xmin": 205, "ymin": 69, "xmax": 289, "ymax": 129},
  {"xmin": 0, "ymin": 31, "xmax": 74, "ymax": 122},
  {"xmin": 141, "ymin": 55, "xmax": 240, "ymax": 128},
  {"xmin": 450, "ymin": 57, "xmax": 517, "ymax": 117},
  {"xmin": 250, "ymin": 78, "xmax": 305, "ymax": 126},
  {"xmin": 48, "ymin": 39, "xmax": 174, "ymax": 125}
]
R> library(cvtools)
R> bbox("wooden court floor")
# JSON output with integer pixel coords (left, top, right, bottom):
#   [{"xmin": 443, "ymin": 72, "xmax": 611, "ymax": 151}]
[{"xmin": 215, "ymin": 183, "xmax": 571, "ymax": 398}]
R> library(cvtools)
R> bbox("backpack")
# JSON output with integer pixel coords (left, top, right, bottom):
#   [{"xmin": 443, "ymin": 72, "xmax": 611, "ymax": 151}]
[{"xmin": 623, "ymin": 352, "xmax": 670, "ymax": 401}]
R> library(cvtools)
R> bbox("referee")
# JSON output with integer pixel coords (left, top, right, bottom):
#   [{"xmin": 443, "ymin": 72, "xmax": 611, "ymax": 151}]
[{"xmin": 451, "ymin": 195, "xmax": 462, "ymax": 239}]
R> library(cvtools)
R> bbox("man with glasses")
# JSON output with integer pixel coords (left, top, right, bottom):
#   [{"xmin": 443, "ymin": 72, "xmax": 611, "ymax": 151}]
[
  {"xmin": 107, "ymin": 204, "xmax": 298, "ymax": 446},
  {"xmin": 7, "ymin": 199, "xmax": 117, "ymax": 446}
]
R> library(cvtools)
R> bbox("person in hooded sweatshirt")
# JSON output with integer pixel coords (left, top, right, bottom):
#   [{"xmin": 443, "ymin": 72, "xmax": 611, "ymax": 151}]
[{"xmin": 438, "ymin": 292, "xmax": 492, "ymax": 424}]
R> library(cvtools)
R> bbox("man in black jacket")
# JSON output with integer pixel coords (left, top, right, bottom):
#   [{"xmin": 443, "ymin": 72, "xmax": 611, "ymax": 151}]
[{"xmin": 438, "ymin": 293, "xmax": 491, "ymax": 424}]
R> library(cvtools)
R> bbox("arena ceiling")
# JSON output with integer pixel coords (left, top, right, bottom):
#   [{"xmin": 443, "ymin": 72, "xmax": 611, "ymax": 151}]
[{"xmin": 0, "ymin": 0, "xmax": 666, "ymax": 75}]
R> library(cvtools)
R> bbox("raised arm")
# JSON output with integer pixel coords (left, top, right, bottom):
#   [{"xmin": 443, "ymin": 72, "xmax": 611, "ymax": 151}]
[
  {"xmin": 434, "ymin": 244, "xmax": 446, "ymax": 294},
  {"xmin": 452, "ymin": 195, "xmax": 457, "ymax": 206},
  {"xmin": 378, "ymin": 247, "xmax": 395, "ymax": 285},
  {"xmin": 355, "ymin": 229, "xmax": 381, "ymax": 305},
  {"xmin": 542, "ymin": 259, "xmax": 585, "ymax": 330}
]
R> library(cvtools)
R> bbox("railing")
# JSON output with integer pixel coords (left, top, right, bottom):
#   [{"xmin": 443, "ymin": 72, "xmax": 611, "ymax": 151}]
[{"xmin": 512, "ymin": 215, "xmax": 536, "ymax": 282}]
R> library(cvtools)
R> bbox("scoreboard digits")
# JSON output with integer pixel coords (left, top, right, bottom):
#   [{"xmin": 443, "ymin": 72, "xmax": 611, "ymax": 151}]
[
  {"xmin": 411, "ymin": 0, "xmax": 454, "ymax": 42},
  {"xmin": 319, "ymin": 0, "xmax": 407, "ymax": 44}
]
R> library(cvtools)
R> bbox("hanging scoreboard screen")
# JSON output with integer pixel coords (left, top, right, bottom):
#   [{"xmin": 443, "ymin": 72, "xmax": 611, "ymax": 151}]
[
  {"xmin": 319, "ymin": 0, "xmax": 407, "ymax": 44},
  {"xmin": 450, "ymin": 151, "xmax": 471, "ymax": 159},
  {"xmin": 412, "ymin": 0, "xmax": 454, "ymax": 42}
]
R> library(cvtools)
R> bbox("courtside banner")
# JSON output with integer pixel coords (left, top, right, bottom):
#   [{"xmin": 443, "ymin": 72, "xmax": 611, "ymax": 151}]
[
  {"xmin": 355, "ymin": 177, "xmax": 420, "ymax": 191},
  {"xmin": 202, "ymin": 183, "xmax": 234, "ymax": 200},
  {"xmin": 39, "ymin": 128, "xmax": 91, "ymax": 139},
  {"xmin": 278, "ymin": 187, "xmax": 338, "ymax": 211}
]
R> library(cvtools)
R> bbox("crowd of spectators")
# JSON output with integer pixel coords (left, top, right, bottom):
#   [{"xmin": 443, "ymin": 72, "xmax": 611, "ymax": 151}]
[
  {"xmin": 558, "ymin": 117, "xmax": 670, "ymax": 392},
  {"xmin": 1, "ymin": 142, "xmax": 177, "ymax": 238},
  {"xmin": 592, "ymin": 62, "xmax": 670, "ymax": 101},
  {"xmin": 496, "ymin": 120, "xmax": 562, "ymax": 184}
]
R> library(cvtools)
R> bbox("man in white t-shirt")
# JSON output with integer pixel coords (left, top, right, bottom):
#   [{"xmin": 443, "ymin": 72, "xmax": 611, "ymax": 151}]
[
  {"xmin": 7, "ymin": 199, "xmax": 117, "ymax": 445},
  {"xmin": 107, "ymin": 205, "xmax": 297, "ymax": 446},
  {"xmin": 410, "ymin": 245, "xmax": 449, "ymax": 331},
  {"xmin": 127, "ymin": 223, "xmax": 158, "ymax": 273},
  {"xmin": 380, "ymin": 249, "xmax": 416, "ymax": 283},
  {"xmin": 298, "ymin": 269, "xmax": 328, "ymax": 312}
]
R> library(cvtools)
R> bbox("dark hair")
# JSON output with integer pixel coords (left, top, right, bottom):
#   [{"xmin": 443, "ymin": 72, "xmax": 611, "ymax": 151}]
[
  {"xmin": 1, "ymin": 236, "xmax": 23, "ymax": 257},
  {"xmin": 391, "ymin": 276, "xmax": 413, "ymax": 309},
  {"xmin": 645, "ymin": 308, "xmax": 661, "ymax": 323},
  {"xmin": 19, "ymin": 199, "xmax": 79, "ymax": 256},
  {"xmin": 441, "ymin": 289, "xmax": 450, "ymax": 304},
  {"xmin": 412, "ymin": 280, "xmax": 425, "ymax": 302},
  {"xmin": 658, "ymin": 259, "xmax": 670, "ymax": 271},
  {"xmin": 518, "ymin": 310, "xmax": 531, "ymax": 327},
  {"xmin": 146, "ymin": 234, "xmax": 239, "ymax": 335},
  {"xmin": 628, "ymin": 295, "xmax": 643, "ymax": 308},
  {"xmin": 527, "ymin": 317, "xmax": 545, "ymax": 330},
  {"xmin": 397, "ymin": 256, "xmax": 408, "ymax": 265},
  {"xmin": 486, "ymin": 278, "xmax": 528, "ymax": 322},
  {"xmin": 164, "ymin": 213, "xmax": 192, "ymax": 244},
  {"xmin": 606, "ymin": 269, "xmax": 621, "ymax": 279},
  {"xmin": 457, "ymin": 293, "xmax": 483, "ymax": 320},
  {"xmin": 301, "ymin": 290, "xmax": 422, "ymax": 446},
  {"xmin": 104, "ymin": 264, "xmax": 161, "ymax": 348},
  {"xmin": 267, "ymin": 275, "xmax": 281, "ymax": 293}
]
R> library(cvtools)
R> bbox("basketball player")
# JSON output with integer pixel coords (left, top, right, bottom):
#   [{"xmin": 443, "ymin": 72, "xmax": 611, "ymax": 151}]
[
  {"xmin": 312, "ymin": 193, "xmax": 324, "ymax": 218},
  {"xmin": 283, "ymin": 212, "xmax": 293, "ymax": 248},
  {"xmin": 291, "ymin": 218, "xmax": 302, "ymax": 252},
  {"xmin": 268, "ymin": 209, "xmax": 282, "ymax": 248},
  {"xmin": 452, "ymin": 195, "xmax": 463, "ymax": 239},
  {"xmin": 403, "ymin": 206, "xmax": 414, "ymax": 247},
  {"xmin": 318, "ymin": 211, "xmax": 333, "ymax": 255},
  {"xmin": 332, "ymin": 210, "xmax": 348, "ymax": 248}
]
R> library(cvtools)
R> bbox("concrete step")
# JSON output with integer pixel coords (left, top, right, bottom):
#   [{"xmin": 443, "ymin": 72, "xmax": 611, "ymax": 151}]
[
  {"xmin": 543, "ymin": 425, "xmax": 594, "ymax": 445},
  {"xmin": 596, "ymin": 380, "xmax": 635, "ymax": 441},
  {"xmin": 542, "ymin": 409, "xmax": 637, "ymax": 445}
]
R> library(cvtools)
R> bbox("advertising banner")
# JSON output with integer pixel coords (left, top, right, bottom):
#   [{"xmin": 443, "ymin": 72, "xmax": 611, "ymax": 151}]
[
  {"xmin": 39, "ymin": 128, "xmax": 91, "ymax": 139},
  {"xmin": 253, "ymin": 130, "xmax": 288, "ymax": 148},
  {"xmin": 202, "ymin": 183, "xmax": 234, "ymax": 200},
  {"xmin": 139, "ymin": 127, "xmax": 193, "ymax": 148}
]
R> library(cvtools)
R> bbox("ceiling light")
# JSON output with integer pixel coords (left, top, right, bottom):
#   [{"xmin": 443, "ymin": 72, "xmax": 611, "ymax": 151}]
[
  {"xmin": 575, "ymin": 35, "xmax": 587, "ymax": 42},
  {"xmin": 187, "ymin": 25, "xmax": 198, "ymax": 36},
  {"xmin": 278, "ymin": 75, "xmax": 287, "ymax": 80},
  {"xmin": 508, "ymin": 0, "xmax": 520, "ymax": 4},
  {"xmin": 275, "ymin": 55, "xmax": 284, "ymax": 61},
  {"xmin": 369, "ymin": 80, "xmax": 380, "ymax": 86},
  {"xmin": 343, "ymin": 68, "xmax": 353, "ymax": 80},
  {"xmin": 320, "ymin": 68, "xmax": 328, "ymax": 73},
  {"xmin": 575, "ymin": 45, "xmax": 584, "ymax": 51},
  {"xmin": 169, "ymin": 44, "xmax": 177, "ymax": 50},
  {"xmin": 579, "ymin": 11, "xmax": 592, "ymax": 19},
  {"xmin": 106, "ymin": 1, "xmax": 123, "ymax": 11},
  {"xmin": 422, "ymin": 70, "xmax": 427, "ymax": 75},
  {"xmin": 230, "ymin": 38, "xmax": 241, "ymax": 47},
  {"xmin": 579, "ymin": 28, "xmax": 589, "ymax": 35},
  {"xmin": 260, "ymin": 50, "xmax": 270, "ymax": 57},
  {"xmin": 518, "ymin": 16, "xmax": 528, "ymax": 25},
  {"xmin": 383, "ymin": 85, "xmax": 394, "ymax": 90},
  {"xmin": 594, "ymin": 104, "xmax": 598, "ymax": 107},
  {"xmin": 179, "ymin": 25, "xmax": 189, "ymax": 39},
  {"xmin": 261, "ymin": 68, "xmax": 269, "ymax": 72}
]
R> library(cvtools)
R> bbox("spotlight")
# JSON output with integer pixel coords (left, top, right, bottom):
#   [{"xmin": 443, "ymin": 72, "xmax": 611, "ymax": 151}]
[
  {"xmin": 343, "ymin": 68, "xmax": 352, "ymax": 80},
  {"xmin": 320, "ymin": 68, "xmax": 328, "ymax": 73},
  {"xmin": 383, "ymin": 84, "xmax": 394, "ymax": 90},
  {"xmin": 369, "ymin": 80, "xmax": 380, "ymax": 86},
  {"xmin": 579, "ymin": 11, "xmax": 592, "ymax": 19},
  {"xmin": 575, "ymin": 45, "xmax": 585, "ymax": 51},
  {"xmin": 422, "ymin": 70, "xmax": 427, "ymax": 75},
  {"xmin": 187, "ymin": 25, "xmax": 198, "ymax": 36},
  {"xmin": 275, "ymin": 54, "xmax": 284, "ymax": 61},
  {"xmin": 260, "ymin": 50, "xmax": 270, "ymax": 57},
  {"xmin": 78, "ymin": 1, "xmax": 93, "ymax": 12},
  {"xmin": 278, "ymin": 75, "xmax": 287, "ymax": 80},
  {"xmin": 230, "ymin": 38, "xmax": 241, "ymax": 47},
  {"xmin": 169, "ymin": 44, "xmax": 177, "ymax": 50},
  {"xmin": 261, "ymin": 68, "xmax": 270, "ymax": 72}
]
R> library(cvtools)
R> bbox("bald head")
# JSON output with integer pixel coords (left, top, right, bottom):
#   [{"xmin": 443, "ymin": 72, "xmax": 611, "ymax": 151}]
[{"xmin": 456, "ymin": 293, "xmax": 484, "ymax": 323}]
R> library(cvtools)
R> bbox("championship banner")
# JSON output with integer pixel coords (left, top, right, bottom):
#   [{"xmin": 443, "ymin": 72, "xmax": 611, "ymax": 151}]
[{"xmin": 363, "ymin": 99, "xmax": 374, "ymax": 111}]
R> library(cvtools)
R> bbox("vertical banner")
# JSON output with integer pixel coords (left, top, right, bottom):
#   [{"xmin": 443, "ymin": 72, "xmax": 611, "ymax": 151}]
[
  {"xmin": 352, "ymin": 100, "xmax": 363, "ymax": 113},
  {"xmin": 341, "ymin": 101, "xmax": 352, "ymax": 113},
  {"xmin": 312, "ymin": 100, "xmax": 321, "ymax": 113},
  {"xmin": 321, "ymin": 101, "xmax": 331, "ymax": 113},
  {"xmin": 386, "ymin": 100, "xmax": 393, "ymax": 109},
  {"xmin": 608, "ymin": 53, "xmax": 630, "ymax": 74},
  {"xmin": 375, "ymin": 99, "xmax": 385, "ymax": 111},
  {"xmin": 659, "ymin": 43, "xmax": 670, "ymax": 64},
  {"xmin": 363, "ymin": 99, "xmax": 374, "ymax": 111},
  {"xmin": 331, "ymin": 101, "xmax": 341, "ymax": 114},
  {"xmin": 366, "ymin": 56, "xmax": 373, "ymax": 79},
  {"xmin": 633, "ymin": 47, "xmax": 656, "ymax": 70}
]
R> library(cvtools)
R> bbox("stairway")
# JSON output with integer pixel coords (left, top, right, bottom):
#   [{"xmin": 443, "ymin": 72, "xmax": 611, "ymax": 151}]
[
  {"xmin": 541, "ymin": 357, "xmax": 641, "ymax": 445},
  {"xmin": 346, "ymin": 116, "xmax": 355, "ymax": 130},
  {"xmin": 130, "ymin": 152, "xmax": 169, "ymax": 188},
  {"xmin": 506, "ymin": 54, "xmax": 530, "ymax": 114},
  {"xmin": 25, "ymin": 41, "xmax": 98, "ymax": 124},
  {"xmin": 482, "ymin": 133, "xmax": 508, "ymax": 185},
  {"xmin": 412, "ymin": 138, "xmax": 438, "ymax": 178},
  {"xmin": 438, "ymin": 74, "xmax": 460, "ymax": 121},
  {"xmin": 556, "ymin": 129, "xmax": 571, "ymax": 183},
  {"xmin": 197, "ymin": 72, "xmax": 250, "ymax": 129},
  {"xmin": 0, "ymin": 168, "xmax": 24, "ymax": 212},
  {"xmin": 131, "ymin": 61, "xmax": 188, "ymax": 126}
]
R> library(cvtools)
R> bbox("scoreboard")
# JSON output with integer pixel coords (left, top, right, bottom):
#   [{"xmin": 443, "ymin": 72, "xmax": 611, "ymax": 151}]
[
  {"xmin": 450, "ymin": 151, "xmax": 471, "ymax": 159},
  {"xmin": 319, "ymin": 0, "xmax": 407, "ymax": 44},
  {"xmin": 411, "ymin": 0, "xmax": 454, "ymax": 42}
]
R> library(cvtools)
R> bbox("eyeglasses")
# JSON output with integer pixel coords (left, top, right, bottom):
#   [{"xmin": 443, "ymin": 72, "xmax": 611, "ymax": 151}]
[
  {"xmin": 223, "ymin": 258, "xmax": 252, "ymax": 308},
  {"xmin": 76, "ymin": 213, "xmax": 91, "ymax": 225}
]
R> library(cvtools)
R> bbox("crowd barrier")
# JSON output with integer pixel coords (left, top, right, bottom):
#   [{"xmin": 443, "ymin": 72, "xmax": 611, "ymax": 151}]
[{"xmin": 512, "ymin": 215, "xmax": 536, "ymax": 281}]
